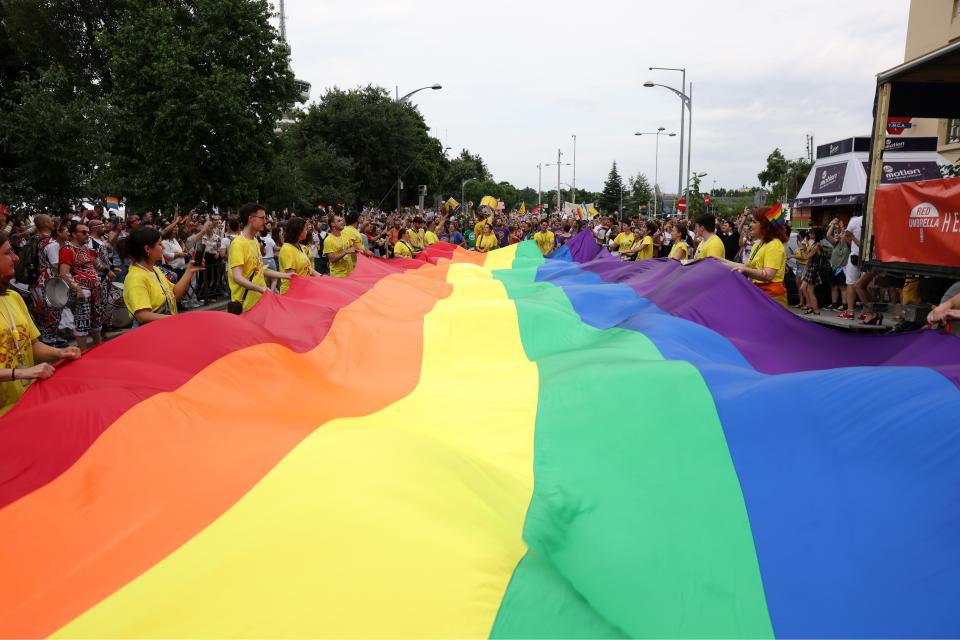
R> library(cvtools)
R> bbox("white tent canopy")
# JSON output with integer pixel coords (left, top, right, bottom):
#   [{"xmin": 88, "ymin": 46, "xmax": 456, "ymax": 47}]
[{"xmin": 792, "ymin": 136, "xmax": 949, "ymax": 208}]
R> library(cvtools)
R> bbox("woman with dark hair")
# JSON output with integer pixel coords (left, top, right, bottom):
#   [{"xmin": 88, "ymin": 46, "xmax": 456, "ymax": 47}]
[
  {"xmin": 623, "ymin": 221, "xmax": 658, "ymax": 261},
  {"xmin": 476, "ymin": 222, "xmax": 499, "ymax": 252},
  {"xmin": 0, "ymin": 232, "xmax": 81, "ymax": 413},
  {"xmin": 798, "ymin": 227, "xmax": 828, "ymax": 315},
  {"xmin": 278, "ymin": 217, "xmax": 320, "ymax": 294},
  {"xmin": 726, "ymin": 205, "xmax": 789, "ymax": 305},
  {"xmin": 122, "ymin": 226, "xmax": 202, "ymax": 324},
  {"xmin": 59, "ymin": 220, "xmax": 104, "ymax": 351},
  {"xmin": 668, "ymin": 222, "xmax": 690, "ymax": 260}
]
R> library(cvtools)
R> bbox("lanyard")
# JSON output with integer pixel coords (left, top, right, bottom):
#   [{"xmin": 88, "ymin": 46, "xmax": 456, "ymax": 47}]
[
  {"xmin": 135, "ymin": 263, "xmax": 176, "ymax": 314},
  {"xmin": 0, "ymin": 296, "xmax": 23, "ymax": 365}
]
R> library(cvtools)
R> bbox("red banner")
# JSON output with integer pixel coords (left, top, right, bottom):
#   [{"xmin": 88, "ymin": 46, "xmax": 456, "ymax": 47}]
[{"xmin": 874, "ymin": 177, "xmax": 960, "ymax": 267}]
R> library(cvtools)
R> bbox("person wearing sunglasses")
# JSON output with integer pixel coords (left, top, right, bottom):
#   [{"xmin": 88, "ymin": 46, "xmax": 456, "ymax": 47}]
[{"xmin": 58, "ymin": 221, "xmax": 104, "ymax": 351}]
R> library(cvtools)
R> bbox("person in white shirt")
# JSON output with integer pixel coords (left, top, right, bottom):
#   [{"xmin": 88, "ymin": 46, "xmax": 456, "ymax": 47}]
[{"xmin": 161, "ymin": 229, "xmax": 186, "ymax": 274}]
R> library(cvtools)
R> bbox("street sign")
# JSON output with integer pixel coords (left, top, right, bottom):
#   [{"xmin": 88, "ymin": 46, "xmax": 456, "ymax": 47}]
[
  {"xmin": 676, "ymin": 199, "xmax": 687, "ymax": 212},
  {"xmin": 704, "ymin": 195, "xmax": 711, "ymax": 206}
]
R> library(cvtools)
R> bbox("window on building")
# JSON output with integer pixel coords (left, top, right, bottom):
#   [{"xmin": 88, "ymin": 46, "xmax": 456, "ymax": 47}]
[{"xmin": 948, "ymin": 119, "xmax": 960, "ymax": 145}]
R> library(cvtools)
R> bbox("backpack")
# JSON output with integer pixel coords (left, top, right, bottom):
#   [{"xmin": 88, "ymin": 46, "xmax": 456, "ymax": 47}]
[{"xmin": 15, "ymin": 236, "xmax": 41, "ymax": 285}]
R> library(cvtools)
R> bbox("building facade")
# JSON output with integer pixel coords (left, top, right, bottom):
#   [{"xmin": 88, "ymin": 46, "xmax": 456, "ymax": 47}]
[{"xmin": 904, "ymin": 0, "xmax": 960, "ymax": 160}]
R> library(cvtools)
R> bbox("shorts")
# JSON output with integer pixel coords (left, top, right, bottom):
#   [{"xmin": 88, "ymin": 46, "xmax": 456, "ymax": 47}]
[{"xmin": 844, "ymin": 259, "xmax": 861, "ymax": 286}]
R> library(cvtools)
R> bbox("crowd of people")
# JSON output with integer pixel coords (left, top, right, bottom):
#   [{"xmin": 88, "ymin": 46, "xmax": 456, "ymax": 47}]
[{"xmin": 0, "ymin": 198, "xmax": 957, "ymax": 415}]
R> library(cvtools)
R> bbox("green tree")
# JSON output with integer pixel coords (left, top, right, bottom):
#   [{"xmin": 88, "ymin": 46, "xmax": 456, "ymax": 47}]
[
  {"xmin": 101, "ymin": 0, "xmax": 296, "ymax": 209},
  {"xmin": 623, "ymin": 174, "xmax": 653, "ymax": 217},
  {"xmin": 443, "ymin": 149, "xmax": 492, "ymax": 195},
  {"xmin": 687, "ymin": 174, "xmax": 708, "ymax": 217},
  {"xmin": 599, "ymin": 161, "xmax": 625, "ymax": 214},
  {"xmin": 758, "ymin": 148, "xmax": 812, "ymax": 204}
]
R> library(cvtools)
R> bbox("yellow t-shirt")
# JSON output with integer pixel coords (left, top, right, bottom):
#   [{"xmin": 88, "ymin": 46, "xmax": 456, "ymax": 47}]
[
  {"xmin": 0, "ymin": 292, "xmax": 40, "ymax": 414},
  {"xmin": 795, "ymin": 240, "xmax": 810, "ymax": 265},
  {"xmin": 669, "ymin": 242, "xmax": 689, "ymax": 260},
  {"xmin": 476, "ymin": 233, "xmax": 498, "ymax": 252},
  {"xmin": 323, "ymin": 233, "xmax": 354, "ymax": 278},
  {"xmin": 228, "ymin": 235, "xmax": 266, "ymax": 312},
  {"xmin": 393, "ymin": 240, "xmax": 414, "ymax": 258},
  {"xmin": 693, "ymin": 234, "xmax": 726, "ymax": 260},
  {"xmin": 748, "ymin": 238, "xmax": 786, "ymax": 284},
  {"xmin": 408, "ymin": 228, "xmax": 425, "ymax": 251},
  {"xmin": 123, "ymin": 264, "xmax": 178, "ymax": 318},
  {"xmin": 473, "ymin": 216, "xmax": 493, "ymax": 240},
  {"xmin": 343, "ymin": 226, "xmax": 364, "ymax": 270},
  {"xmin": 635, "ymin": 235, "xmax": 655, "ymax": 261},
  {"xmin": 278, "ymin": 243, "xmax": 312, "ymax": 294},
  {"xmin": 534, "ymin": 230, "xmax": 555, "ymax": 256},
  {"xmin": 424, "ymin": 230, "xmax": 439, "ymax": 246},
  {"xmin": 612, "ymin": 232, "xmax": 635, "ymax": 253}
]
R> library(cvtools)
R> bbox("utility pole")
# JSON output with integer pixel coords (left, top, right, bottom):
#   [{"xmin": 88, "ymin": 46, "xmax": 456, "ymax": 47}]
[
  {"xmin": 686, "ymin": 82, "xmax": 693, "ymax": 197},
  {"xmin": 278, "ymin": 0, "xmax": 287, "ymax": 41},
  {"xmin": 571, "ymin": 134, "xmax": 577, "ymax": 204},
  {"xmin": 545, "ymin": 149, "xmax": 570, "ymax": 214}
]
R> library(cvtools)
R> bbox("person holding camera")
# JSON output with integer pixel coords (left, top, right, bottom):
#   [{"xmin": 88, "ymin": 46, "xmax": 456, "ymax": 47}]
[
  {"xmin": 724, "ymin": 207, "xmax": 789, "ymax": 305},
  {"xmin": 122, "ymin": 226, "xmax": 203, "ymax": 324},
  {"xmin": 228, "ymin": 203, "xmax": 291, "ymax": 311}
]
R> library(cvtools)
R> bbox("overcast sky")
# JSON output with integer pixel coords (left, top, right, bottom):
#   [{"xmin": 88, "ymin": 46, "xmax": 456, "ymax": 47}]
[{"xmin": 283, "ymin": 0, "xmax": 910, "ymax": 194}]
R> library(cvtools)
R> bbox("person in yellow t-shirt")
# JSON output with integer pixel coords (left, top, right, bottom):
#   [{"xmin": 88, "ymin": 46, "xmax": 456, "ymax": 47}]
[
  {"xmin": 123, "ymin": 226, "xmax": 202, "ymax": 323},
  {"xmin": 424, "ymin": 220, "xmax": 440, "ymax": 246},
  {"xmin": 0, "ymin": 232, "xmax": 81, "ymax": 414},
  {"xmin": 533, "ymin": 219, "xmax": 555, "ymax": 256},
  {"xmin": 623, "ymin": 221, "xmax": 657, "ymax": 261},
  {"xmin": 474, "ymin": 208, "xmax": 494, "ymax": 240},
  {"xmin": 278, "ymin": 217, "xmax": 321, "ymax": 294},
  {"xmin": 668, "ymin": 222, "xmax": 690, "ymax": 261},
  {"xmin": 323, "ymin": 215, "xmax": 358, "ymax": 277},
  {"xmin": 727, "ymin": 208, "xmax": 788, "ymax": 305},
  {"xmin": 407, "ymin": 217, "xmax": 426, "ymax": 254},
  {"xmin": 393, "ymin": 228, "xmax": 416, "ymax": 258},
  {"xmin": 476, "ymin": 222, "xmax": 499, "ymax": 252},
  {"xmin": 229, "ymin": 203, "xmax": 291, "ymax": 311},
  {"xmin": 608, "ymin": 221, "xmax": 635, "ymax": 255},
  {"xmin": 342, "ymin": 211, "xmax": 368, "ymax": 271},
  {"xmin": 692, "ymin": 213, "xmax": 726, "ymax": 261}
]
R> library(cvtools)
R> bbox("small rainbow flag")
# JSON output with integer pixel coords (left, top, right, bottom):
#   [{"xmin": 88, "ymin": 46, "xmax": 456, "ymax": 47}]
[
  {"xmin": 1, "ymin": 234, "xmax": 959, "ymax": 637},
  {"xmin": 764, "ymin": 201, "xmax": 784, "ymax": 225},
  {"xmin": 104, "ymin": 197, "xmax": 120, "ymax": 212}
]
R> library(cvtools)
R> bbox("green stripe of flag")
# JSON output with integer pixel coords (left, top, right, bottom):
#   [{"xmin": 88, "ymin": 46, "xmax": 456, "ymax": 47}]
[{"xmin": 489, "ymin": 244, "xmax": 773, "ymax": 638}]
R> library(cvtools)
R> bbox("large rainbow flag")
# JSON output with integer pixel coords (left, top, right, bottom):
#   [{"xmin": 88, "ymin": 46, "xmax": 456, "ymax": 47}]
[{"xmin": 2, "ymin": 231, "xmax": 960, "ymax": 637}]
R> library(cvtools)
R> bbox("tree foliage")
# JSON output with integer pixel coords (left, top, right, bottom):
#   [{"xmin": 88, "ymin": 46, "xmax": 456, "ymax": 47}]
[
  {"xmin": 598, "ymin": 161, "xmax": 625, "ymax": 214},
  {"xmin": 758, "ymin": 148, "xmax": 812, "ymax": 203}
]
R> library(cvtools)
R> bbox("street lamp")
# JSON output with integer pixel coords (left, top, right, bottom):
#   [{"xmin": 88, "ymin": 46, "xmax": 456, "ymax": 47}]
[
  {"xmin": 644, "ymin": 79, "xmax": 693, "ymax": 197},
  {"xmin": 649, "ymin": 67, "xmax": 686, "ymax": 197},
  {"xmin": 536, "ymin": 163, "xmax": 543, "ymax": 210},
  {"xmin": 571, "ymin": 134, "xmax": 577, "ymax": 203},
  {"xmin": 635, "ymin": 128, "xmax": 676, "ymax": 216},
  {"xmin": 394, "ymin": 83, "xmax": 443, "ymax": 211}
]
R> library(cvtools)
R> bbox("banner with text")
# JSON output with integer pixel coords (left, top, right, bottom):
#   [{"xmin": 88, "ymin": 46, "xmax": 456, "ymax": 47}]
[{"xmin": 874, "ymin": 177, "xmax": 960, "ymax": 267}]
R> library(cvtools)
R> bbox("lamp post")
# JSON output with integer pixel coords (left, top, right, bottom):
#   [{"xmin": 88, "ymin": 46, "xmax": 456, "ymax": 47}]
[
  {"xmin": 635, "ymin": 128, "xmax": 676, "ymax": 216},
  {"xmin": 644, "ymin": 79, "xmax": 692, "ymax": 197},
  {"xmin": 537, "ymin": 163, "xmax": 543, "ymax": 210},
  {"xmin": 462, "ymin": 177, "xmax": 477, "ymax": 217},
  {"xmin": 395, "ymin": 83, "xmax": 442, "ymax": 212},
  {"xmin": 650, "ymin": 67, "xmax": 686, "ymax": 197},
  {"xmin": 546, "ymin": 149, "xmax": 571, "ymax": 213},
  {"xmin": 571, "ymin": 134, "xmax": 577, "ymax": 203}
]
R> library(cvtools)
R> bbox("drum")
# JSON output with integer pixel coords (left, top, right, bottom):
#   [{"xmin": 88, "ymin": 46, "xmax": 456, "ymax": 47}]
[
  {"xmin": 107, "ymin": 281, "xmax": 133, "ymax": 329},
  {"xmin": 43, "ymin": 277, "xmax": 70, "ymax": 308}
]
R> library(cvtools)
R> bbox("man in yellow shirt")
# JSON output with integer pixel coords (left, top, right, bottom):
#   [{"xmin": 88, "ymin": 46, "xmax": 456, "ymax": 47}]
[
  {"xmin": 692, "ymin": 213, "xmax": 726, "ymax": 261},
  {"xmin": 407, "ymin": 217, "xmax": 427, "ymax": 254},
  {"xmin": 229, "ymin": 203, "xmax": 290, "ymax": 311},
  {"xmin": 473, "ymin": 208, "xmax": 493, "ymax": 240},
  {"xmin": 342, "ymin": 211, "xmax": 367, "ymax": 270},
  {"xmin": 608, "ymin": 221, "xmax": 635, "ymax": 254},
  {"xmin": 533, "ymin": 219, "xmax": 555, "ymax": 257},
  {"xmin": 323, "ymin": 215, "xmax": 359, "ymax": 277},
  {"xmin": 393, "ymin": 228, "xmax": 416, "ymax": 258},
  {"xmin": 424, "ymin": 220, "xmax": 440, "ymax": 246}
]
